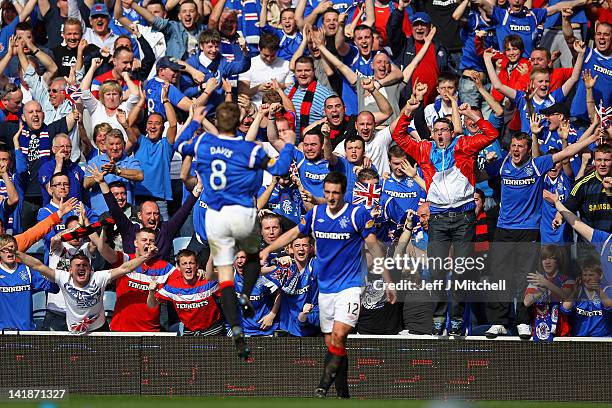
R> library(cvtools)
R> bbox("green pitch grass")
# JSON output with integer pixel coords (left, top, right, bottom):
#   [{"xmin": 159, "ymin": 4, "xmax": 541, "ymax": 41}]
[{"xmin": 4, "ymin": 396, "xmax": 612, "ymax": 408}]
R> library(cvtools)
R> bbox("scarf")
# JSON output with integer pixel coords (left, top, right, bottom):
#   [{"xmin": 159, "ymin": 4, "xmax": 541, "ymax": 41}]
[
  {"xmin": 288, "ymin": 80, "xmax": 317, "ymax": 136},
  {"xmin": 240, "ymin": 0, "xmax": 260, "ymax": 46},
  {"xmin": 19, "ymin": 125, "xmax": 52, "ymax": 164},
  {"xmin": 474, "ymin": 211, "xmax": 490, "ymax": 253}
]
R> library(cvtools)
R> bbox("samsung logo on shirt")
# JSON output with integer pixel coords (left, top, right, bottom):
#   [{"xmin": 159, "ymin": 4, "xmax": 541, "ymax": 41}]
[
  {"xmin": 509, "ymin": 25, "xmax": 531, "ymax": 32},
  {"xmin": 315, "ymin": 231, "xmax": 351, "ymax": 240},
  {"xmin": 503, "ymin": 177, "xmax": 536, "ymax": 186}
]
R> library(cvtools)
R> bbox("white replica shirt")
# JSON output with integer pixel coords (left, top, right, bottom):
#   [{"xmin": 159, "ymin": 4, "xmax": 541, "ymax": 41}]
[
  {"xmin": 333, "ymin": 127, "xmax": 393, "ymax": 175},
  {"xmin": 55, "ymin": 269, "xmax": 111, "ymax": 333},
  {"xmin": 238, "ymin": 55, "xmax": 294, "ymax": 104}
]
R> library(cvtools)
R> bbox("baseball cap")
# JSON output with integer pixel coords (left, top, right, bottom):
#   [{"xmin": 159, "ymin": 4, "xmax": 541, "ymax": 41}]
[
  {"xmin": 90, "ymin": 3, "xmax": 110, "ymax": 17},
  {"xmin": 156, "ymin": 56, "xmax": 183, "ymax": 71},
  {"xmin": 540, "ymin": 103, "xmax": 570, "ymax": 118},
  {"xmin": 410, "ymin": 12, "xmax": 432, "ymax": 25}
]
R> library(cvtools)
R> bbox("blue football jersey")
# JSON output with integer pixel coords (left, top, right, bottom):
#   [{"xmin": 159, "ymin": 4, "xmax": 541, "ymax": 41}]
[
  {"xmin": 381, "ymin": 174, "xmax": 426, "ymax": 214},
  {"xmin": 492, "ymin": 154, "xmax": 554, "ymax": 229},
  {"xmin": 233, "ymin": 272, "xmax": 279, "ymax": 336},
  {"xmin": 592, "ymin": 229, "xmax": 612, "ymax": 285},
  {"xmin": 515, "ymin": 89, "xmax": 566, "ymax": 134},
  {"xmin": 541, "ymin": 173, "xmax": 573, "ymax": 244},
  {"xmin": 145, "ymin": 78, "xmax": 188, "ymax": 120},
  {"xmin": 491, "ymin": 6, "xmax": 547, "ymax": 57},
  {"xmin": 257, "ymin": 184, "xmax": 303, "ymax": 225},
  {"xmin": 293, "ymin": 149, "xmax": 329, "ymax": 198},
  {"xmin": 571, "ymin": 48, "xmax": 612, "ymax": 120},
  {"xmin": 0, "ymin": 263, "xmax": 58, "ymax": 330},
  {"xmin": 560, "ymin": 287, "xmax": 611, "ymax": 337},
  {"xmin": 298, "ymin": 203, "xmax": 375, "ymax": 293},
  {"xmin": 179, "ymin": 133, "xmax": 295, "ymax": 211},
  {"xmin": 266, "ymin": 259, "xmax": 320, "ymax": 336}
]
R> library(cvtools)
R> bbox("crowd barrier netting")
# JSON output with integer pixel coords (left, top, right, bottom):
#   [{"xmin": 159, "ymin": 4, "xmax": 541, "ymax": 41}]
[{"xmin": 0, "ymin": 333, "xmax": 610, "ymax": 401}]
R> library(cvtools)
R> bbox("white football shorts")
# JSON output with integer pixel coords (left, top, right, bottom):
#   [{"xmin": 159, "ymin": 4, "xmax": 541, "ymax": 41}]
[
  {"xmin": 205, "ymin": 205, "xmax": 260, "ymax": 266},
  {"xmin": 318, "ymin": 287, "xmax": 363, "ymax": 334}
]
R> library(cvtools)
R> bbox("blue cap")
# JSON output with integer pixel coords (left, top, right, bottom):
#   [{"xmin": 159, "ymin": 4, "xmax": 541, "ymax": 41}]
[
  {"xmin": 156, "ymin": 56, "xmax": 183, "ymax": 71},
  {"xmin": 410, "ymin": 12, "xmax": 431, "ymax": 25},
  {"xmin": 90, "ymin": 3, "xmax": 110, "ymax": 17}
]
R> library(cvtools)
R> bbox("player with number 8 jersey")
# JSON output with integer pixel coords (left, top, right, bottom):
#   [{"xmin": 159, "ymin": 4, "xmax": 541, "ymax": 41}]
[{"xmin": 178, "ymin": 103, "xmax": 296, "ymax": 359}]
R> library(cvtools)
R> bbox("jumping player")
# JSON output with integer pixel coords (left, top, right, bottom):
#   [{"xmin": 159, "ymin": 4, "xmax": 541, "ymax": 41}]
[
  {"xmin": 178, "ymin": 102, "xmax": 296, "ymax": 359},
  {"xmin": 260, "ymin": 172, "xmax": 396, "ymax": 398}
]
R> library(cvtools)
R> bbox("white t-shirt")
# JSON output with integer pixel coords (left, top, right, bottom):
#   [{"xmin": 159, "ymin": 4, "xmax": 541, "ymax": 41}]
[
  {"xmin": 55, "ymin": 269, "xmax": 111, "ymax": 333},
  {"xmin": 46, "ymin": 243, "xmax": 93, "ymax": 313},
  {"xmin": 333, "ymin": 127, "xmax": 393, "ymax": 175},
  {"xmin": 238, "ymin": 56, "xmax": 294, "ymax": 104}
]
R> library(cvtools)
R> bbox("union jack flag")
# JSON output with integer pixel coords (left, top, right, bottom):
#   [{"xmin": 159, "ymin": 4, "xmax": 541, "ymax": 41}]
[
  {"xmin": 64, "ymin": 85, "xmax": 82, "ymax": 106},
  {"xmin": 597, "ymin": 102, "xmax": 611, "ymax": 130},
  {"xmin": 70, "ymin": 315, "xmax": 98, "ymax": 334},
  {"xmin": 352, "ymin": 182, "xmax": 381, "ymax": 208}
]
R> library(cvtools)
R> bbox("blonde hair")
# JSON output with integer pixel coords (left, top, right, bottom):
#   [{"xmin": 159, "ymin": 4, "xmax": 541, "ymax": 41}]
[
  {"xmin": 99, "ymin": 81, "xmax": 123, "ymax": 100},
  {"xmin": 0, "ymin": 234, "xmax": 17, "ymax": 250}
]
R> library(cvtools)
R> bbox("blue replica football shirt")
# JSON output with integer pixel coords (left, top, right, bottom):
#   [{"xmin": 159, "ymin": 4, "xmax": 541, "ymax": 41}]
[
  {"xmin": 0, "ymin": 263, "xmax": 58, "ymax": 330},
  {"xmin": 293, "ymin": 149, "xmax": 330, "ymax": 198},
  {"xmin": 298, "ymin": 203, "xmax": 375, "ymax": 293},
  {"xmin": 145, "ymin": 78, "xmax": 187, "ymax": 120},
  {"xmin": 541, "ymin": 173, "xmax": 573, "ymax": 244},
  {"xmin": 489, "ymin": 154, "xmax": 554, "ymax": 230},
  {"xmin": 381, "ymin": 174, "xmax": 426, "ymax": 214}
]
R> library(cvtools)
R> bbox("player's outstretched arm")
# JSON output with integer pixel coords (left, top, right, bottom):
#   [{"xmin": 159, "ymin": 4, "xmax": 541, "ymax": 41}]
[
  {"xmin": 260, "ymin": 226, "xmax": 301, "ymax": 263},
  {"xmin": 15, "ymin": 251, "xmax": 56, "ymax": 282},
  {"xmin": 109, "ymin": 245, "xmax": 157, "ymax": 281},
  {"xmin": 262, "ymin": 131, "xmax": 297, "ymax": 176}
]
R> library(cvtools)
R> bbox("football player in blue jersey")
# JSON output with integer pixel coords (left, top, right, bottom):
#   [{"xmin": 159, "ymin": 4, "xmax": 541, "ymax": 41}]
[
  {"xmin": 260, "ymin": 172, "xmax": 395, "ymax": 398},
  {"xmin": 178, "ymin": 102, "xmax": 296, "ymax": 359}
]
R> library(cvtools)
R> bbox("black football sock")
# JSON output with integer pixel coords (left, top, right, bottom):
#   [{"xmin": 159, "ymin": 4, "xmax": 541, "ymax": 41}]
[
  {"xmin": 334, "ymin": 355, "xmax": 350, "ymax": 398},
  {"xmin": 219, "ymin": 281, "xmax": 241, "ymax": 329},
  {"xmin": 241, "ymin": 252, "xmax": 261, "ymax": 296}
]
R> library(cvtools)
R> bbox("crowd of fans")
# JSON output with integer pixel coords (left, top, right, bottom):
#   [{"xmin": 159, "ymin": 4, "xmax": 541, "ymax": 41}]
[{"xmin": 0, "ymin": 0, "xmax": 609, "ymax": 339}]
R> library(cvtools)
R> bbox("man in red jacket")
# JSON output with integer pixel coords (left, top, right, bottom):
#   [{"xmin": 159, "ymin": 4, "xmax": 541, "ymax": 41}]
[{"xmin": 391, "ymin": 98, "xmax": 499, "ymax": 336}]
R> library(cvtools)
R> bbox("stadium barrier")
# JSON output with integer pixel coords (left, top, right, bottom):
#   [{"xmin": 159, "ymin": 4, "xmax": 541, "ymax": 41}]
[{"xmin": 0, "ymin": 333, "xmax": 610, "ymax": 401}]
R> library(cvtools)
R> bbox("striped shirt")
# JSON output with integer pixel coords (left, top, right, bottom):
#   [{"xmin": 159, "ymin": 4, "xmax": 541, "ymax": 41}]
[
  {"xmin": 155, "ymin": 270, "xmax": 222, "ymax": 333},
  {"xmin": 110, "ymin": 252, "xmax": 176, "ymax": 332},
  {"xmin": 285, "ymin": 82, "xmax": 335, "ymax": 136},
  {"xmin": 566, "ymin": 171, "xmax": 612, "ymax": 234}
]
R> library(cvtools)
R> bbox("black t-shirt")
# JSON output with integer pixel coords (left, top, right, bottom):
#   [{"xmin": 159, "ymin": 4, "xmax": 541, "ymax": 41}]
[
  {"xmin": 52, "ymin": 45, "xmax": 78, "ymax": 78},
  {"xmin": 42, "ymin": 5, "xmax": 67, "ymax": 50},
  {"xmin": 422, "ymin": 0, "xmax": 463, "ymax": 53}
]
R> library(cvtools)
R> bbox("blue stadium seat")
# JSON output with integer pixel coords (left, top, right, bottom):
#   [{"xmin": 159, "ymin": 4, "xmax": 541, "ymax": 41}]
[
  {"xmin": 104, "ymin": 291, "xmax": 116, "ymax": 323},
  {"xmin": 172, "ymin": 237, "xmax": 191, "ymax": 255},
  {"xmin": 32, "ymin": 291, "xmax": 47, "ymax": 330}
]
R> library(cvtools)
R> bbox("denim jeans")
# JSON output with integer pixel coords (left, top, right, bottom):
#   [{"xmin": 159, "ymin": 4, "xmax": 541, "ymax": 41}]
[{"xmin": 427, "ymin": 210, "xmax": 476, "ymax": 321}]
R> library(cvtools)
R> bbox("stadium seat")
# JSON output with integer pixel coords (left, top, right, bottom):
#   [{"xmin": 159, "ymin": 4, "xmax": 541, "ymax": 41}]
[
  {"xmin": 32, "ymin": 291, "xmax": 47, "ymax": 330},
  {"xmin": 172, "ymin": 237, "xmax": 191, "ymax": 255},
  {"xmin": 104, "ymin": 291, "xmax": 116, "ymax": 323}
]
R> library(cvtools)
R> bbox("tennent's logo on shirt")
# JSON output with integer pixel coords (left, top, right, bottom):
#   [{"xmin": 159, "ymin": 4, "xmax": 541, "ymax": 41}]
[{"xmin": 314, "ymin": 231, "xmax": 351, "ymax": 240}]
